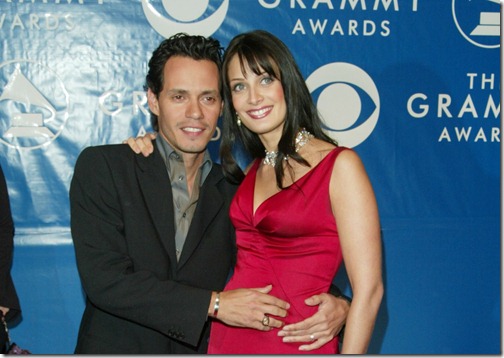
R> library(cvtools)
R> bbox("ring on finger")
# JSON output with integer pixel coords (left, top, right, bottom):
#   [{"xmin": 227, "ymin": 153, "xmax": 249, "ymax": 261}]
[
  {"xmin": 261, "ymin": 315, "xmax": 270, "ymax": 327},
  {"xmin": 309, "ymin": 334, "xmax": 315, "ymax": 341}
]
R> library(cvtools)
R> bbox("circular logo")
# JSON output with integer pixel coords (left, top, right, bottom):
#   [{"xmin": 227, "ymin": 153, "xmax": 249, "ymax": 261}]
[
  {"xmin": 306, "ymin": 62, "xmax": 380, "ymax": 148},
  {"xmin": 0, "ymin": 60, "xmax": 69, "ymax": 150},
  {"xmin": 452, "ymin": 0, "xmax": 501, "ymax": 49},
  {"xmin": 141, "ymin": 0, "xmax": 229, "ymax": 38}
]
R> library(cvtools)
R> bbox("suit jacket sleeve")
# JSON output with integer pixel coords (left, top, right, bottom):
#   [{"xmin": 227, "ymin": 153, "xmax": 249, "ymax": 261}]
[
  {"xmin": 0, "ymin": 164, "xmax": 20, "ymax": 321},
  {"xmin": 70, "ymin": 145, "xmax": 229, "ymax": 347}
]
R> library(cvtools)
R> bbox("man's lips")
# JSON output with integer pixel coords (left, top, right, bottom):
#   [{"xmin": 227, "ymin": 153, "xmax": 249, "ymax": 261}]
[{"xmin": 181, "ymin": 126, "xmax": 205, "ymax": 135}]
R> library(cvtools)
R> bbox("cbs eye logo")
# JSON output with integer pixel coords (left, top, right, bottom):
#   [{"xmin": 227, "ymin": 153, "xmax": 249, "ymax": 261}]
[
  {"xmin": 306, "ymin": 62, "xmax": 380, "ymax": 148},
  {"xmin": 141, "ymin": 0, "xmax": 229, "ymax": 38}
]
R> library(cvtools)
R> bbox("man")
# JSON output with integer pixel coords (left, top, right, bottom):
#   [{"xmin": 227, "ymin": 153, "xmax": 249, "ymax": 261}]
[{"xmin": 70, "ymin": 33, "xmax": 348, "ymax": 354}]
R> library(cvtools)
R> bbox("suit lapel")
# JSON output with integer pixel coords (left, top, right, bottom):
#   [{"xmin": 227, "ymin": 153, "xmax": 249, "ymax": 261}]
[
  {"xmin": 136, "ymin": 149, "xmax": 179, "ymax": 268},
  {"xmin": 177, "ymin": 167, "xmax": 225, "ymax": 269}
]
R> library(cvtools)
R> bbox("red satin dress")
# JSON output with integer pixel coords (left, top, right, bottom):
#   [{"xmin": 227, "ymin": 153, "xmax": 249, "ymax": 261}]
[{"xmin": 208, "ymin": 147, "xmax": 347, "ymax": 354}]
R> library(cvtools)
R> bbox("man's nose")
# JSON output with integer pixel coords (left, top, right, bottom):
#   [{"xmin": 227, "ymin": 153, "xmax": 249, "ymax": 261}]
[{"xmin": 186, "ymin": 99, "xmax": 203, "ymax": 119}]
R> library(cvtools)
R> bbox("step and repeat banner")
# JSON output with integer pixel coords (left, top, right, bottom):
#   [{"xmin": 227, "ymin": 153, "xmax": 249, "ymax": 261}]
[{"xmin": 0, "ymin": 0, "xmax": 500, "ymax": 354}]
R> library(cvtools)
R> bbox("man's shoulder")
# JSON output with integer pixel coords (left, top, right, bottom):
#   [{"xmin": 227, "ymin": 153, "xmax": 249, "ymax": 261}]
[
  {"xmin": 77, "ymin": 143, "xmax": 147, "ymax": 164},
  {"xmin": 79, "ymin": 143, "xmax": 129, "ymax": 157},
  {"xmin": 74, "ymin": 144, "xmax": 148, "ymax": 175}
]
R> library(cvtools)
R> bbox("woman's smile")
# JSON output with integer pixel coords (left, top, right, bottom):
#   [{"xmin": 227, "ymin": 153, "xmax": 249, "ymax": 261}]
[{"xmin": 246, "ymin": 106, "xmax": 273, "ymax": 120}]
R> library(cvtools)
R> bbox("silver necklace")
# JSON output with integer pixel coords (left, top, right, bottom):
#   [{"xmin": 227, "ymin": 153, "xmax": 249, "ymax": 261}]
[{"xmin": 263, "ymin": 128, "xmax": 314, "ymax": 167}]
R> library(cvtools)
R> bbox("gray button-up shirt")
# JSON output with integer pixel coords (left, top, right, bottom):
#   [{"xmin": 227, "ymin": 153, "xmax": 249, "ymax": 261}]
[{"xmin": 156, "ymin": 135, "xmax": 212, "ymax": 261}]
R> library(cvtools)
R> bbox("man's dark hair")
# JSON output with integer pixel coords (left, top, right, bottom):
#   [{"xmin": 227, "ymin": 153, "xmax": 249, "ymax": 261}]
[{"xmin": 145, "ymin": 33, "xmax": 224, "ymax": 130}]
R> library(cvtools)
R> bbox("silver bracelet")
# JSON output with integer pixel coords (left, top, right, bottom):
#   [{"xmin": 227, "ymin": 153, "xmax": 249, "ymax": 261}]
[{"xmin": 213, "ymin": 292, "xmax": 220, "ymax": 317}]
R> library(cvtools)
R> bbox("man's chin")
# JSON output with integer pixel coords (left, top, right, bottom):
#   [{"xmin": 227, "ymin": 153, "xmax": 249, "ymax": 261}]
[{"xmin": 180, "ymin": 143, "xmax": 209, "ymax": 155}]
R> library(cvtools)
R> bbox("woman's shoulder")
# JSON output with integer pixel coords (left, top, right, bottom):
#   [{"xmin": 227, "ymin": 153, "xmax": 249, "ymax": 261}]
[
  {"xmin": 304, "ymin": 139, "xmax": 341, "ymax": 165},
  {"xmin": 329, "ymin": 146, "xmax": 368, "ymax": 183}
]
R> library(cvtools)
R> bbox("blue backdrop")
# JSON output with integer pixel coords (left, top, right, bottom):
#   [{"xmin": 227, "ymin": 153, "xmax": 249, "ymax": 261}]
[{"xmin": 0, "ymin": 0, "xmax": 500, "ymax": 354}]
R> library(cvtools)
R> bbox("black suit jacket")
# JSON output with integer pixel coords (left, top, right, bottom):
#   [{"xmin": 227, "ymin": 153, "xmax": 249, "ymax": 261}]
[
  {"xmin": 0, "ymin": 164, "xmax": 20, "ymax": 322},
  {"xmin": 70, "ymin": 144, "xmax": 237, "ymax": 354}
]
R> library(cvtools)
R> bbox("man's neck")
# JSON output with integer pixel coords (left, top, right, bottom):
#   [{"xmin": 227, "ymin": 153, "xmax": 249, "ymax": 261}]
[
  {"xmin": 155, "ymin": 135, "xmax": 210, "ymax": 197},
  {"xmin": 181, "ymin": 152, "xmax": 205, "ymax": 197}
]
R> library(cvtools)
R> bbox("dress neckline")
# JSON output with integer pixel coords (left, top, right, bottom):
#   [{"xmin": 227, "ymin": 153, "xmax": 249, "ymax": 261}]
[{"xmin": 252, "ymin": 147, "xmax": 342, "ymax": 216}]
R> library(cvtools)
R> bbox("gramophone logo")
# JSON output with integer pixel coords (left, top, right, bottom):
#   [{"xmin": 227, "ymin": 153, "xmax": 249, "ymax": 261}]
[
  {"xmin": 0, "ymin": 60, "xmax": 69, "ymax": 150},
  {"xmin": 141, "ymin": 0, "xmax": 229, "ymax": 38},
  {"xmin": 452, "ymin": 0, "xmax": 501, "ymax": 48}
]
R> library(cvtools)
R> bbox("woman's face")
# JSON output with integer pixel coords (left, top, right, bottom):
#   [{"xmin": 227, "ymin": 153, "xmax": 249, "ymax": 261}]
[{"xmin": 227, "ymin": 54, "xmax": 287, "ymax": 139}]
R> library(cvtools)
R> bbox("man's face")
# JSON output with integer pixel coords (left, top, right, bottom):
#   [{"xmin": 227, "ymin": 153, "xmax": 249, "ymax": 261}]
[{"xmin": 147, "ymin": 56, "xmax": 222, "ymax": 157}]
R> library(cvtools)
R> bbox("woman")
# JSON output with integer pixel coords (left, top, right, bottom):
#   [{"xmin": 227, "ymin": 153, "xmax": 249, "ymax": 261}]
[{"xmin": 206, "ymin": 30, "xmax": 383, "ymax": 354}]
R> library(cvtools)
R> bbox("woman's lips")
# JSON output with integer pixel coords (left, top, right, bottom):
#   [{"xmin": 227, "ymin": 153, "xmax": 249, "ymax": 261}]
[{"xmin": 246, "ymin": 106, "xmax": 272, "ymax": 119}]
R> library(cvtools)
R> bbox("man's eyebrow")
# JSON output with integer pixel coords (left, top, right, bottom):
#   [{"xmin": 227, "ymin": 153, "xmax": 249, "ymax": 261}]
[
  {"xmin": 201, "ymin": 89, "xmax": 220, "ymax": 96},
  {"xmin": 166, "ymin": 89, "xmax": 219, "ymax": 96},
  {"xmin": 166, "ymin": 88, "xmax": 188, "ymax": 95}
]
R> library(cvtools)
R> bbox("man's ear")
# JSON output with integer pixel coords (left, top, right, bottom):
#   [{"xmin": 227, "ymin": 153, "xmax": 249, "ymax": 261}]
[{"xmin": 147, "ymin": 88, "xmax": 159, "ymax": 116}]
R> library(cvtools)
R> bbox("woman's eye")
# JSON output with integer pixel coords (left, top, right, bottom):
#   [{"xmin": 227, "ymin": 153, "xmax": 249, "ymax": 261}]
[
  {"xmin": 232, "ymin": 83, "xmax": 245, "ymax": 92},
  {"xmin": 261, "ymin": 77, "xmax": 273, "ymax": 85}
]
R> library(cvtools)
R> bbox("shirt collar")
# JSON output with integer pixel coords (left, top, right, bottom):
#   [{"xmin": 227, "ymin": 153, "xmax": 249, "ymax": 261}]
[{"xmin": 155, "ymin": 135, "xmax": 213, "ymax": 185}]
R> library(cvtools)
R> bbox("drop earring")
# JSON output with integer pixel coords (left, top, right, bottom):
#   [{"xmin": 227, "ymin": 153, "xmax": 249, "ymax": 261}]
[{"xmin": 236, "ymin": 112, "xmax": 241, "ymax": 127}]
